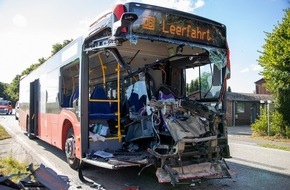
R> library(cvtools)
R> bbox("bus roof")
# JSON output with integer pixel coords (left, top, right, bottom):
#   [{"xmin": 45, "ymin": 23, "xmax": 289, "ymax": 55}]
[{"xmin": 86, "ymin": 2, "xmax": 227, "ymax": 50}]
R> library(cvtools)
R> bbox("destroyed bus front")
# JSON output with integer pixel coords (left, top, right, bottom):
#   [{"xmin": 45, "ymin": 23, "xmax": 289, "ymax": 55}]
[{"xmin": 80, "ymin": 2, "xmax": 231, "ymax": 185}]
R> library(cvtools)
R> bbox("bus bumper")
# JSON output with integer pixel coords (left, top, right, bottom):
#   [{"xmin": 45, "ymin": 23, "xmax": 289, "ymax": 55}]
[{"xmin": 156, "ymin": 160, "xmax": 232, "ymax": 185}]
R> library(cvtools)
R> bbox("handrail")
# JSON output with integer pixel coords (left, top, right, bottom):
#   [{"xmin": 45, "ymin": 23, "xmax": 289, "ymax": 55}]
[
  {"xmin": 89, "ymin": 99, "xmax": 119, "ymax": 103},
  {"xmin": 98, "ymin": 54, "xmax": 107, "ymax": 88},
  {"xmin": 116, "ymin": 63, "xmax": 121, "ymax": 142}
]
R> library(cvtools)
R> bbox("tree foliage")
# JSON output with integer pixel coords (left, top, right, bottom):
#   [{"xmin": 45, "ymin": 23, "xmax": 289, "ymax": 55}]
[
  {"xmin": 259, "ymin": 8, "xmax": 290, "ymax": 94},
  {"xmin": 0, "ymin": 82, "xmax": 8, "ymax": 99},
  {"xmin": 186, "ymin": 72, "xmax": 211, "ymax": 94},
  {"xmin": 258, "ymin": 8, "xmax": 290, "ymax": 136},
  {"xmin": 4, "ymin": 39, "xmax": 73, "ymax": 104},
  {"xmin": 51, "ymin": 39, "xmax": 73, "ymax": 56},
  {"xmin": 187, "ymin": 79, "xmax": 199, "ymax": 94}
]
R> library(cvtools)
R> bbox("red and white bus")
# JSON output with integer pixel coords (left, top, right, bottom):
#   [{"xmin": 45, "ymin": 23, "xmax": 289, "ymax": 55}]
[{"xmin": 19, "ymin": 2, "xmax": 231, "ymax": 185}]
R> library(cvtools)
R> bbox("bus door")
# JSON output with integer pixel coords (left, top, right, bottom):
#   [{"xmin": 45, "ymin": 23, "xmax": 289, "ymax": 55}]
[{"xmin": 29, "ymin": 79, "xmax": 39, "ymax": 137}]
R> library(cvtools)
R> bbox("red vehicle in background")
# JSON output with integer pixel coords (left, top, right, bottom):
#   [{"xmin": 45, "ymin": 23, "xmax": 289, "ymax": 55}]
[{"xmin": 0, "ymin": 98, "xmax": 13, "ymax": 115}]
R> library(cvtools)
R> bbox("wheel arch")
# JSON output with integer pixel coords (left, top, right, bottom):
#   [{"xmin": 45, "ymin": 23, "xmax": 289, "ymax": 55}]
[{"xmin": 61, "ymin": 119, "xmax": 74, "ymax": 150}]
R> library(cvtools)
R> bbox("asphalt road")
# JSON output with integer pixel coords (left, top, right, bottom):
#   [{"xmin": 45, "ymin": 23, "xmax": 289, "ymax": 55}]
[{"xmin": 1, "ymin": 114, "xmax": 290, "ymax": 190}]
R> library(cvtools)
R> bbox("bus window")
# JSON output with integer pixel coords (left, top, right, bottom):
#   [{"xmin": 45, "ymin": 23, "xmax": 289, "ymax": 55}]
[
  {"xmin": 60, "ymin": 59, "xmax": 79, "ymax": 107},
  {"xmin": 186, "ymin": 62, "xmax": 224, "ymax": 100}
]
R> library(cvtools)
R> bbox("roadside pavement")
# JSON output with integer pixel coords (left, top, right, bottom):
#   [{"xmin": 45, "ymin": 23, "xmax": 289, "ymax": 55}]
[
  {"xmin": 227, "ymin": 125, "xmax": 290, "ymax": 150},
  {"xmin": 227, "ymin": 125, "xmax": 252, "ymax": 136}
]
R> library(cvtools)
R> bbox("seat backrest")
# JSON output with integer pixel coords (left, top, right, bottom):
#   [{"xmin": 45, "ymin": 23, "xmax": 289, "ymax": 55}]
[
  {"xmin": 158, "ymin": 86, "xmax": 175, "ymax": 100},
  {"xmin": 69, "ymin": 87, "xmax": 79, "ymax": 107},
  {"xmin": 90, "ymin": 87, "xmax": 110, "ymax": 114},
  {"xmin": 128, "ymin": 92, "xmax": 139, "ymax": 112},
  {"xmin": 62, "ymin": 94, "xmax": 70, "ymax": 107},
  {"xmin": 138, "ymin": 95, "xmax": 147, "ymax": 111}
]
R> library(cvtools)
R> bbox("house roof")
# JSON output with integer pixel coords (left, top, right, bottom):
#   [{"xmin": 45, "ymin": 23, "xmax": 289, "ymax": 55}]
[
  {"xmin": 226, "ymin": 92, "xmax": 273, "ymax": 102},
  {"xmin": 255, "ymin": 78, "xmax": 265, "ymax": 85}
]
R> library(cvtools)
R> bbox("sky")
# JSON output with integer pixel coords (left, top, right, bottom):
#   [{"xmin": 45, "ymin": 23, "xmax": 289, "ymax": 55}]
[{"xmin": 0, "ymin": 0, "xmax": 288, "ymax": 93}]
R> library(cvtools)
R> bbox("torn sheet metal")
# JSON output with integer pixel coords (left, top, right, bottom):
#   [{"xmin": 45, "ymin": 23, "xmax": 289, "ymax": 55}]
[
  {"xmin": 156, "ymin": 161, "xmax": 231, "ymax": 184},
  {"xmin": 28, "ymin": 164, "xmax": 70, "ymax": 190},
  {"xmin": 166, "ymin": 115, "xmax": 209, "ymax": 142}
]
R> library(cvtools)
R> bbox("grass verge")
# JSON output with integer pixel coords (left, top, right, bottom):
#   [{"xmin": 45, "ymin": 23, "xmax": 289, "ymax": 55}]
[
  {"xmin": 0, "ymin": 125, "xmax": 11, "ymax": 140},
  {"xmin": 0, "ymin": 124, "xmax": 28, "ymax": 182},
  {"xmin": 0, "ymin": 156, "xmax": 28, "ymax": 182},
  {"xmin": 259, "ymin": 143, "xmax": 290, "ymax": 151}
]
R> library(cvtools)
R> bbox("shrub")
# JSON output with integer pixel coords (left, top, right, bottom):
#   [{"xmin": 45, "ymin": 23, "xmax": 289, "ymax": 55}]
[
  {"xmin": 271, "ymin": 110, "xmax": 286, "ymax": 137},
  {"xmin": 286, "ymin": 127, "xmax": 290, "ymax": 139},
  {"xmin": 251, "ymin": 108, "xmax": 290, "ymax": 138},
  {"xmin": 251, "ymin": 108, "xmax": 268, "ymax": 136}
]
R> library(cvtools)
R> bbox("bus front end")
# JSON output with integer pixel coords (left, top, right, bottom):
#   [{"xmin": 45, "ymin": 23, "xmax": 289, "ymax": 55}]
[{"xmin": 81, "ymin": 2, "xmax": 231, "ymax": 185}]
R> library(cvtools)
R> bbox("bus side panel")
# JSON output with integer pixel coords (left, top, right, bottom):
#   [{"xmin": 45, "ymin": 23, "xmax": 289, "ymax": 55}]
[
  {"xmin": 37, "ymin": 111, "xmax": 80, "ymax": 153},
  {"xmin": 19, "ymin": 108, "xmax": 29, "ymax": 131},
  {"xmin": 38, "ymin": 113, "xmax": 56, "ymax": 144}
]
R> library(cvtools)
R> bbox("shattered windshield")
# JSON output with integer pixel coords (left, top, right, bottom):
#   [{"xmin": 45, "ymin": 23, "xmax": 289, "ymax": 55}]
[{"xmin": 186, "ymin": 49, "xmax": 226, "ymax": 100}]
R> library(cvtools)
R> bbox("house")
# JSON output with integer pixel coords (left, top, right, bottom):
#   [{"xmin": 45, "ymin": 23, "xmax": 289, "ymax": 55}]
[
  {"xmin": 187, "ymin": 79, "xmax": 272, "ymax": 126},
  {"xmin": 225, "ymin": 78, "xmax": 273, "ymax": 126},
  {"xmin": 255, "ymin": 78, "xmax": 271, "ymax": 94},
  {"xmin": 225, "ymin": 92, "xmax": 272, "ymax": 126}
]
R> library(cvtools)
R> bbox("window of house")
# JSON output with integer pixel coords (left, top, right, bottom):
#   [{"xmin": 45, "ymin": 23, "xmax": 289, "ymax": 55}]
[{"xmin": 237, "ymin": 102, "xmax": 245, "ymax": 113}]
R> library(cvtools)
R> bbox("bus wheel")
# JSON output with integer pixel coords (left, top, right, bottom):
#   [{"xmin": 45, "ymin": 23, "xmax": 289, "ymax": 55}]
[
  {"xmin": 65, "ymin": 131, "xmax": 80, "ymax": 170},
  {"xmin": 26, "ymin": 116, "xmax": 35, "ymax": 139}
]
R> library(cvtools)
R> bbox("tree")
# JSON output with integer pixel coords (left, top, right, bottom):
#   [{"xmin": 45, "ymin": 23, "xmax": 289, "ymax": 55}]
[
  {"xmin": 4, "ymin": 75, "xmax": 21, "ymax": 103},
  {"xmin": 258, "ymin": 8, "xmax": 290, "ymax": 136},
  {"xmin": 189, "ymin": 80, "xmax": 194, "ymax": 92},
  {"xmin": 0, "ymin": 82, "xmax": 8, "ymax": 99},
  {"xmin": 51, "ymin": 39, "xmax": 73, "ymax": 56},
  {"xmin": 187, "ymin": 79, "xmax": 199, "ymax": 94},
  {"xmin": 200, "ymin": 72, "xmax": 211, "ymax": 92},
  {"xmin": 227, "ymin": 86, "xmax": 232, "ymax": 92}
]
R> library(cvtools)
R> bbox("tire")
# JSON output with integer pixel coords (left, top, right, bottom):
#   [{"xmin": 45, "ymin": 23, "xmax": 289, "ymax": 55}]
[
  {"xmin": 26, "ymin": 116, "xmax": 35, "ymax": 139},
  {"xmin": 65, "ymin": 129, "xmax": 80, "ymax": 170},
  {"xmin": 28, "ymin": 133, "xmax": 36, "ymax": 139}
]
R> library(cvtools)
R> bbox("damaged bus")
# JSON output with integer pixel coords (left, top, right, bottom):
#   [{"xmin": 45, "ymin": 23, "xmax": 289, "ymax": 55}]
[{"xmin": 18, "ymin": 2, "xmax": 231, "ymax": 185}]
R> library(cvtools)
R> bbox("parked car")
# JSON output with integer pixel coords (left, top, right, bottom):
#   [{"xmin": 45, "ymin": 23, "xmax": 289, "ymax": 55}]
[
  {"xmin": 15, "ymin": 101, "xmax": 19, "ymax": 120},
  {"xmin": 0, "ymin": 100, "xmax": 13, "ymax": 115}
]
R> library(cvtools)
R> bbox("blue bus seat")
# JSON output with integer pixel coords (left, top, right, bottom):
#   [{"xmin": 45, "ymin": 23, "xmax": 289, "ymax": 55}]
[
  {"xmin": 128, "ymin": 92, "xmax": 139, "ymax": 112},
  {"xmin": 62, "ymin": 94, "xmax": 70, "ymax": 107},
  {"xmin": 89, "ymin": 87, "xmax": 117, "ymax": 120},
  {"xmin": 128, "ymin": 93, "xmax": 147, "ymax": 113},
  {"xmin": 69, "ymin": 87, "xmax": 79, "ymax": 107}
]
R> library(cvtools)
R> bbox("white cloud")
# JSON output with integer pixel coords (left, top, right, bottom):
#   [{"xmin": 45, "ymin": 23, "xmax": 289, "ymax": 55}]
[
  {"xmin": 250, "ymin": 64, "xmax": 262, "ymax": 71},
  {"xmin": 193, "ymin": 0, "xmax": 205, "ymax": 10},
  {"xmin": 115, "ymin": 0, "xmax": 205, "ymax": 13},
  {"xmin": 240, "ymin": 68, "xmax": 249, "ymax": 73},
  {"xmin": 240, "ymin": 64, "xmax": 262, "ymax": 73},
  {"xmin": 12, "ymin": 14, "xmax": 27, "ymax": 27}
]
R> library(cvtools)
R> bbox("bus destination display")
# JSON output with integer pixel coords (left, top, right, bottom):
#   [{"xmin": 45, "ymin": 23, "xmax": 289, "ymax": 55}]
[{"xmin": 132, "ymin": 7, "xmax": 226, "ymax": 48}]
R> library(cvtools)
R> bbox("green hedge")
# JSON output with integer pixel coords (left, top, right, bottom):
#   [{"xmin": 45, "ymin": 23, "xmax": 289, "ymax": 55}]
[{"xmin": 251, "ymin": 108, "xmax": 290, "ymax": 138}]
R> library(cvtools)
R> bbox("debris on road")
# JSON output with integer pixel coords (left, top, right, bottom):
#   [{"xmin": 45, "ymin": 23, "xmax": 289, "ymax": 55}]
[{"xmin": 0, "ymin": 163, "xmax": 70, "ymax": 190}]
